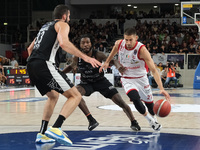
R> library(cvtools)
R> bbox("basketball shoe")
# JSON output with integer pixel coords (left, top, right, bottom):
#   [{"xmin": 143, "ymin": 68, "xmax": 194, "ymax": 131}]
[
  {"xmin": 150, "ymin": 120, "xmax": 162, "ymax": 131},
  {"xmin": 35, "ymin": 133, "xmax": 55, "ymax": 144},
  {"xmin": 130, "ymin": 120, "xmax": 141, "ymax": 131},
  {"xmin": 88, "ymin": 119, "xmax": 99, "ymax": 131},
  {"xmin": 45, "ymin": 127, "xmax": 72, "ymax": 146}
]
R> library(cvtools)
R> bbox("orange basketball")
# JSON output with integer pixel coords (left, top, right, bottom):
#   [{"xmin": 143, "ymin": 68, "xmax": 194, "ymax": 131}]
[{"xmin": 153, "ymin": 99, "xmax": 171, "ymax": 117}]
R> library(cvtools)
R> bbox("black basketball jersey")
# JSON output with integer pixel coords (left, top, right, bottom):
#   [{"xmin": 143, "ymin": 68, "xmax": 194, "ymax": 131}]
[
  {"xmin": 78, "ymin": 49, "xmax": 104, "ymax": 83},
  {"xmin": 28, "ymin": 20, "xmax": 60, "ymax": 63}
]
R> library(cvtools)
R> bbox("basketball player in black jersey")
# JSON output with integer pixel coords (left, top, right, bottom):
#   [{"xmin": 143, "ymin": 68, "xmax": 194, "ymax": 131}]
[
  {"xmin": 62, "ymin": 34, "xmax": 141, "ymax": 131},
  {"xmin": 27, "ymin": 5, "xmax": 101, "ymax": 146}
]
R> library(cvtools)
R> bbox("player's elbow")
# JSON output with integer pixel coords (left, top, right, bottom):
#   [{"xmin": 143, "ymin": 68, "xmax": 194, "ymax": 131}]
[
  {"xmin": 27, "ymin": 47, "xmax": 32, "ymax": 56},
  {"xmin": 59, "ymin": 40, "xmax": 71, "ymax": 50},
  {"xmin": 59, "ymin": 41, "xmax": 65, "ymax": 49}
]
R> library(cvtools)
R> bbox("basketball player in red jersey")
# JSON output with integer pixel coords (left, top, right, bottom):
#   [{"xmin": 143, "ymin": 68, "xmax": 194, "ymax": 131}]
[{"xmin": 100, "ymin": 28, "xmax": 171, "ymax": 131}]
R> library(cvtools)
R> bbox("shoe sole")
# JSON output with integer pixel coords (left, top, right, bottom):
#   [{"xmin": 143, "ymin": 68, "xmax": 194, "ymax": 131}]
[
  {"xmin": 45, "ymin": 131, "xmax": 72, "ymax": 146},
  {"xmin": 88, "ymin": 122, "xmax": 99, "ymax": 131},
  {"xmin": 152, "ymin": 124, "xmax": 162, "ymax": 131},
  {"xmin": 130, "ymin": 126, "xmax": 141, "ymax": 131},
  {"xmin": 35, "ymin": 139, "xmax": 55, "ymax": 144}
]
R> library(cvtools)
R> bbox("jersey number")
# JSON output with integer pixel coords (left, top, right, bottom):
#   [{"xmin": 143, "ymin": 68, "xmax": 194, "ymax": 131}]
[{"xmin": 34, "ymin": 31, "xmax": 45, "ymax": 50}]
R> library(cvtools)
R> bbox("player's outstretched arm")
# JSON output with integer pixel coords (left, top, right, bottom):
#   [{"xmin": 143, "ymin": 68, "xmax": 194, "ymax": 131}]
[
  {"xmin": 99, "ymin": 40, "xmax": 120, "ymax": 72},
  {"xmin": 140, "ymin": 46, "xmax": 171, "ymax": 101},
  {"xmin": 62, "ymin": 56, "xmax": 78, "ymax": 73},
  {"xmin": 55, "ymin": 22, "xmax": 101, "ymax": 68}
]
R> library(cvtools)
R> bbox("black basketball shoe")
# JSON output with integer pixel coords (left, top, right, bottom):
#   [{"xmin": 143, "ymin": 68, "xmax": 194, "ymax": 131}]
[
  {"xmin": 130, "ymin": 120, "xmax": 141, "ymax": 131},
  {"xmin": 88, "ymin": 120, "xmax": 99, "ymax": 131}
]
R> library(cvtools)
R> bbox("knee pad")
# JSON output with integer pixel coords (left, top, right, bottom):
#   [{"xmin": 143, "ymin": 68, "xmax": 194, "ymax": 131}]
[
  {"xmin": 145, "ymin": 102, "xmax": 155, "ymax": 116},
  {"xmin": 127, "ymin": 90, "xmax": 146, "ymax": 114}
]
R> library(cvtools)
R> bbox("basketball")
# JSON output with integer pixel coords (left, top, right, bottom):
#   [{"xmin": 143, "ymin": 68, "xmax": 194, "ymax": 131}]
[{"xmin": 153, "ymin": 99, "xmax": 171, "ymax": 117}]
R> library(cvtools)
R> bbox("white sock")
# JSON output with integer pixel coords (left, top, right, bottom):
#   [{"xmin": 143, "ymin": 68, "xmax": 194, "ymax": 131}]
[
  {"xmin": 145, "ymin": 113, "xmax": 155, "ymax": 123},
  {"xmin": 153, "ymin": 115, "xmax": 157, "ymax": 122}
]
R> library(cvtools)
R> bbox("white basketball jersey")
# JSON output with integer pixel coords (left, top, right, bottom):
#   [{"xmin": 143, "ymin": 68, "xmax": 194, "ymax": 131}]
[{"xmin": 118, "ymin": 40, "xmax": 148, "ymax": 78}]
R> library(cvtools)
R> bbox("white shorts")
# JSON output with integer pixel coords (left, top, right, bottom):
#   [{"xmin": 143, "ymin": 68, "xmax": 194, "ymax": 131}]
[{"xmin": 121, "ymin": 75, "xmax": 153, "ymax": 103}]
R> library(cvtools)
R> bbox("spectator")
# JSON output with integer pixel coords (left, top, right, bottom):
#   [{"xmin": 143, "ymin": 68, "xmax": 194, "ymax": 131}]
[
  {"xmin": 10, "ymin": 57, "xmax": 18, "ymax": 68},
  {"xmin": 14, "ymin": 62, "xmax": 19, "ymax": 69},
  {"xmin": 196, "ymin": 45, "xmax": 200, "ymax": 54},
  {"xmin": 161, "ymin": 66, "xmax": 167, "ymax": 85},
  {"xmin": 97, "ymin": 44, "xmax": 106, "ymax": 53},
  {"xmin": 177, "ymin": 33, "xmax": 183, "ymax": 45},
  {"xmin": 181, "ymin": 41, "xmax": 189, "ymax": 53},
  {"xmin": 157, "ymin": 62, "xmax": 163, "ymax": 72},
  {"xmin": 164, "ymin": 62, "xmax": 178, "ymax": 88},
  {"xmin": 152, "ymin": 45, "xmax": 158, "ymax": 55},
  {"xmin": 169, "ymin": 43, "xmax": 178, "ymax": 53},
  {"xmin": 188, "ymin": 44, "xmax": 196, "ymax": 54},
  {"xmin": 159, "ymin": 45, "xmax": 166, "ymax": 54},
  {"xmin": 0, "ymin": 63, "xmax": 7, "ymax": 85},
  {"xmin": 175, "ymin": 62, "xmax": 181, "ymax": 79},
  {"xmin": 148, "ymin": 63, "xmax": 161, "ymax": 87}
]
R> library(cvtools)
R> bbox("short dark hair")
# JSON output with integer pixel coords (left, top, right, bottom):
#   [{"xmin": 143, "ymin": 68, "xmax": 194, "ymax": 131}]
[
  {"xmin": 124, "ymin": 28, "xmax": 137, "ymax": 36},
  {"xmin": 53, "ymin": 5, "xmax": 69, "ymax": 19},
  {"xmin": 79, "ymin": 34, "xmax": 94, "ymax": 48}
]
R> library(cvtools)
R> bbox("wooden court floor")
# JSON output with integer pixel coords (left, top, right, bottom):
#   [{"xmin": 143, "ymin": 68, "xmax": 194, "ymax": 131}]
[{"xmin": 0, "ymin": 86, "xmax": 199, "ymax": 149}]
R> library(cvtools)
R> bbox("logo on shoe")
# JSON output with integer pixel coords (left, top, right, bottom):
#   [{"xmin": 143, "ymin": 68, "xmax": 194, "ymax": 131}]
[{"xmin": 48, "ymin": 128, "xmax": 65, "ymax": 138}]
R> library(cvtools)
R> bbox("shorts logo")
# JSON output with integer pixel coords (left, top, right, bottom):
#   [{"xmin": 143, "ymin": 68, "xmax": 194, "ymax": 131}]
[
  {"xmin": 144, "ymin": 85, "xmax": 150, "ymax": 89},
  {"xmin": 47, "ymin": 78, "xmax": 63, "ymax": 92},
  {"xmin": 109, "ymin": 86, "xmax": 115, "ymax": 90}
]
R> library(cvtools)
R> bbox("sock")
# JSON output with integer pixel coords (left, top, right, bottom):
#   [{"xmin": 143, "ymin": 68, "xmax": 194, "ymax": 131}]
[
  {"xmin": 145, "ymin": 113, "xmax": 154, "ymax": 123},
  {"xmin": 39, "ymin": 120, "xmax": 49, "ymax": 134},
  {"xmin": 52, "ymin": 115, "xmax": 66, "ymax": 128},
  {"xmin": 86, "ymin": 114, "xmax": 95, "ymax": 122},
  {"xmin": 153, "ymin": 115, "xmax": 157, "ymax": 122}
]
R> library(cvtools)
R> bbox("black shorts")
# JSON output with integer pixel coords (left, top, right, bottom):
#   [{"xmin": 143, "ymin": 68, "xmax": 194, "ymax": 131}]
[
  {"xmin": 78, "ymin": 77, "xmax": 118, "ymax": 99},
  {"xmin": 27, "ymin": 59, "xmax": 74, "ymax": 96}
]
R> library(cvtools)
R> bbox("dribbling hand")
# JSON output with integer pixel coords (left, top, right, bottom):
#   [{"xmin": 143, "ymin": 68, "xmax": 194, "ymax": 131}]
[{"xmin": 159, "ymin": 89, "xmax": 171, "ymax": 102}]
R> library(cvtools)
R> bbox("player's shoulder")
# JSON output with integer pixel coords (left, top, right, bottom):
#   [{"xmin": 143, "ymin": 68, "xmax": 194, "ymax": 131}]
[
  {"xmin": 137, "ymin": 41, "xmax": 144, "ymax": 46},
  {"xmin": 96, "ymin": 50, "xmax": 107, "ymax": 60},
  {"xmin": 115, "ymin": 39, "xmax": 123, "ymax": 46},
  {"xmin": 55, "ymin": 21, "xmax": 69, "ymax": 31}
]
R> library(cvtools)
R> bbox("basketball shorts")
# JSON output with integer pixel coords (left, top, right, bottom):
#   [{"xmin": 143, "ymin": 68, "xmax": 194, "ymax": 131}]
[
  {"xmin": 78, "ymin": 77, "xmax": 118, "ymax": 99},
  {"xmin": 27, "ymin": 59, "xmax": 74, "ymax": 96},
  {"xmin": 121, "ymin": 75, "xmax": 153, "ymax": 103}
]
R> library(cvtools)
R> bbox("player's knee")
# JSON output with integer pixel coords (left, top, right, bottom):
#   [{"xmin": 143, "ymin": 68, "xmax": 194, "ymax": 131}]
[
  {"xmin": 47, "ymin": 91, "xmax": 59, "ymax": 102},
  {"xmin": 65, "ymin": 87, "xmax": 82, "ymax": 103},
  {"xmin": 127, "ymin": 90, "xmax": 140, "ymax": 102},
  {"xmin": 73, "ymin": 90, "xmax": 82, "ymax": 102},
  {"xmin": 127, "ymin": 90, "xmax": 146, "ymax": 114}
]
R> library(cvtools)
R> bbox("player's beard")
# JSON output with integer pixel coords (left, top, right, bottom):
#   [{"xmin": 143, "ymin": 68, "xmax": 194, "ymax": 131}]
[{"xmin": 82, "ymin": 48, "xmax": 92, "ymax": 54}]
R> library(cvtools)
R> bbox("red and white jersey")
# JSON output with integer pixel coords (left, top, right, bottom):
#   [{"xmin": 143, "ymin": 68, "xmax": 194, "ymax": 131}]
[{"xmin": 118, "ymin": 40, "xmax": 148, "ymax": 78}]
